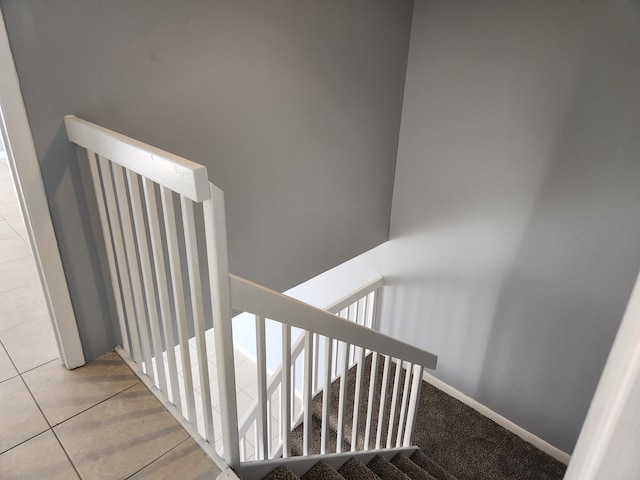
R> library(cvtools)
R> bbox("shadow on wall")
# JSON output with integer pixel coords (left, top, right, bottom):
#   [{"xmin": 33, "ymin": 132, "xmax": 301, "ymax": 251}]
[
  {"xmin": 476, "ymin": 38, "xmax": 640, "ymax": 453},
  {"xmin": 378, "ymin": 0, "xmax": 640, "ymax": 455}
]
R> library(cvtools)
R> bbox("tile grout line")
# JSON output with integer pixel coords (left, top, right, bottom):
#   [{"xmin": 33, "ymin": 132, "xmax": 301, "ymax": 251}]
[
  {"xmin": 0, "ymin": 339, "xmax": 19, "ymax": 377},
  {"xmin": 10, "ymin": 355, "xmax": 59, "ymax": 377},
  {"xmin": 123, "ymin": 437, "xmax": 193, "ymax": 479},
  {"xmin": 19, "ymin": 377, "xmax": 83, "ymax": 477},
  {"xmin": 47, "ymin": 379, "xmax": 143, "ymax": 429},
  {"xmin": 0, "ymin": 375, "xmax": 52, "ymax": 457},
  {"xmin": 50, "ymin": 428, "xmax": 84, "ymax": 480},
  {"xmin": 0, "ymin": 313, "xmax": 53, "ymax": 338}
]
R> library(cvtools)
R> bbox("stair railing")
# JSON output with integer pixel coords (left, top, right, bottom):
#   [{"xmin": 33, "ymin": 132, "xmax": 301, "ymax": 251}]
[
  {"xmin": 236, "ymin": 276, "xmax": 384, "ymax": 459},
  {"xmin": 66, "ymin": 116, "xmax": 438, "ymax": 479},
  {"xmin": 230, "ymin": 274, "xmax": 438, "ymax": 476},
  {"xmin": 65, "ymin": 116, "xmax": 239, "ymax": 471}
]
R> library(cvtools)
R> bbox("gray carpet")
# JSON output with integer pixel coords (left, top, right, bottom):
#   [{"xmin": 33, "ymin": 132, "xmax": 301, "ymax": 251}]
[
  {"xmin": 412, "ymin": 381, "xmax": 566, "ymax": 480},
  {"xmin": 262, "ymin": 355, "xmax": 567, "ymax": 480}
]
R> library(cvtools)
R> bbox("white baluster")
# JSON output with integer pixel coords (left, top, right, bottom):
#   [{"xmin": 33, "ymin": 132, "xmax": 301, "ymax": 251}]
[
  {"xmin": 321, "ymin": 336, "xmax": 333, "ymax": 454},
  {"xmin": 181, "ymin": 197, "xmax": 214, "ymax": 443},
  {"xmin": 396, "ymin": 361, "xmax": 413, "ymax": 447},
  {"xmin": 364, "ymin": 352, "xmax": 379, "ymax": 449},
  {"xmin": 376, "ymin": 355, "xmax": 392, "ymax": 449},
  {"xmin": 160, "ymin": 187, "xmax": 197, "ymax": 425},
  {"xmin": 111, "ymin": 164, "xmax": 153, "ymax": 378},
  {"xmin": 87, "ymin": 153, "xmax": 132, "ymax": 360},
  {"xmin": 142, "ymin": 177, "xmax": 181, "ymax": 410},
  {"xmin": 256, "ymin": 315, "xmax": 269, "ymax": 460},
  {"xmin": 303, "ymin": 331, "xmax": 313, "ymax": 455},
  {"xmin": 404, "ymin": 364, "xmax": 424, "ymax": 446},
  {"xmin": 282, "ymin": 324, "xmax": 292, "ymax": 457},
  {"xmin": 387, "ymin": 358, "xmax": 403, "ymax": 448},
  {"xmin": 336, "ymin": 340, "xmax": 350, "ymax": 453}
]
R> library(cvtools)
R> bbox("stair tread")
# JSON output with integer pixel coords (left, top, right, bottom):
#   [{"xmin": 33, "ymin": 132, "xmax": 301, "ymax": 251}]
[
  {"xmin": 310, "ymin": 354, "xmax": 407, "ymax": 451},
  {"xmin": 300, "ymin": 460, "xmax": 344, "ymax": 480},
  {"xmin": 390, "ymin": 454, "xmax": 437, "ymax": 480},
  {"xmin": 291, "ymin": 412, "xmax": 350, "ymax": 456},
  {"xmin": 261, "ymin": 466, "xmax": 299, "ymax": 480},
  {"xmin": 338, "ymin": 457, "xmax": 381, "ymax": 480},
  {"xmin": 367, "ymin": 455, "xmax": 411, "ymax": 480},
  {"xmin": 409, "ymin": 451, "xmax": 458, "ymax": 480}
]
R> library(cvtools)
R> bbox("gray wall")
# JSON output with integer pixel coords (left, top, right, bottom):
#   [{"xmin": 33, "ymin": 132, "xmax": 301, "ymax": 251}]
[
  {"xmin": 382, "ymin": 0, "xmax": 640, "ymax": 452},
  {"xmin": 0, "ymin": 0, "xmax": 413, "ymax": 360}
]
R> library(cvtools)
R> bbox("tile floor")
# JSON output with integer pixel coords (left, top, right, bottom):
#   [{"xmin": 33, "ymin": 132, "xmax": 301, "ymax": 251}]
[
  {"xmin": 160, "ymin": 332, "xmax": 303, "ymax": 461},
  {"xmin": 0, "ymin": 155, "xmax": 221, "ymax": 478}
]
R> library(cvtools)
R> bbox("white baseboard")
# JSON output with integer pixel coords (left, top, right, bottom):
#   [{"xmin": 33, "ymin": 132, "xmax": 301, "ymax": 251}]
[{"xmin": 422, "ymin": 371, "xmax": 571, "ymax": 465}]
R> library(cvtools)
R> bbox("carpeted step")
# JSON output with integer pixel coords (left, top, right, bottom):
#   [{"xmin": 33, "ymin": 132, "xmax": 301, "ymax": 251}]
[
  {"xmin": 409, "ymin": 451, "xmax": 458, "ymax": 480},
  {"xmin": 366, "ymin": 455, "xmax": 411, "ymax": 480},
  {"xmin": 309, "ymin": 354, "xmax": 410, "ymax": 452},
  {"xmin": 261, "ymin": 465, "xmax": 300, "ymax": 480},
  {"xmin": 338, "ymin": 457, "xmax": 381, "ymax": 480},
  {"xmin": 291, "ymin": 414, "xmax": 350, "ymax": 456},
  {"xmin": 390, "ymin": 453, "xmax": 437, "ymax": 480},
  {"xmin": 300, "ymin": 460, "xmax": 344, "ymax": 480}
]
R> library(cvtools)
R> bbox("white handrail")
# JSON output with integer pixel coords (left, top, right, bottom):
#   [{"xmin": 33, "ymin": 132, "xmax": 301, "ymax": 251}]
[
  {"xmin": 65, "ymin": 116, "xmax": 210, "ymax": 202},
  {"xmin": 325, "ymin": 276, "xmax": 384, "ymax": 314},
  {"xmin": 237, "ymin": 277, "xmax": 387, "ymax": 439},
  {"xmin": 230, "ymin": 274, "xmax": 438, "ymax": 369}
]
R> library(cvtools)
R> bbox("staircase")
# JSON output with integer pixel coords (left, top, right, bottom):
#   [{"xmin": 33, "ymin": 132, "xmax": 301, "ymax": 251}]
[
  {"xmin": 257, "ymin": 356, "xmax": 458, "ymax": 480},
  {"xmin": 65, "ymin": 116, "xmax": 567, "ymax": 480},
  {"xmin": 262, "ymin": 451, "xmax": 455, "ymax": 480},
  {"xmin": 251, "ymin": 353, "xmax": 567, "ymax": 480}
]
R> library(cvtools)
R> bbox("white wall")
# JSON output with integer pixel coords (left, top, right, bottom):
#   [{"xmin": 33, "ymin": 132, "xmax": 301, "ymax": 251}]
[
  {"xmin": 379, "ymin": 0, "xmax": 640, "ymax": 453},
  {"xmin": 0, "ymin": 0, "xmax": 413, "ymax": 360}
]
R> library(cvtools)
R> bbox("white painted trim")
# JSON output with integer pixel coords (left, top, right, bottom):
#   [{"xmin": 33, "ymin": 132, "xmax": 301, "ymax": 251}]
[
  {"xmin": 216, "ymin": 469, "xmax": 241, "ymax": 480},
  {"xmin": 324, "ymin": 276, "xmax": 384, "ymax": 314},
  {"xmin": 230, "ymin": 274, "xmax": 438, "ymax": 369},
  {"xmin": 65, "ymin": 116, "xmax": 210, "ymax": 202},
  {"xmin": 563, "ymin": 270, "xmax": 640, "ymax": 480},
  {"xmin": 422, "ymin": 371, "xmax": 571, "ymax": 465},
  {"xmin": 0, "ymin": 10, "xmax": 84, "ymax": 369}
]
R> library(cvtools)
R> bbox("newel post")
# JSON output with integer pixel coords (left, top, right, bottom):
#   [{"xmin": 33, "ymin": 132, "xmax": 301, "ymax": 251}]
[{"xmin": 204, "ymin": 183, "xmax": 240, "ymax": 468}]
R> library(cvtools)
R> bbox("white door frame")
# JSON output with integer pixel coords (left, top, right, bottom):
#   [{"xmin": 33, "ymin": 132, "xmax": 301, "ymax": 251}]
[
  {"xmin": 0, "ymin": 9, "xmax": 84, "ymax": 369},
  {"xmin": 563, "ymin": 269, "xmax": 640, "ymax": 480}
]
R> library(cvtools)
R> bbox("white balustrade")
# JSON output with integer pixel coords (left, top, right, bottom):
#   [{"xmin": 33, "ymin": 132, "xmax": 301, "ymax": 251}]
[{"xmin": 66, "ymin": 115, "xmax": 438, "ymax": 478}]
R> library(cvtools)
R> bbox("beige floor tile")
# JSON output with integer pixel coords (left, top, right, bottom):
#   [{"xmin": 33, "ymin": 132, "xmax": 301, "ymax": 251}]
[
  {"xmin": 0, "ymin": 177, "xmax": 15, "ymax": 194},
  {"xmin": 0, "ymin": 185, "xmax": 16, "ymax": 204},
  {"xmin": 0, "ymin": 201, "xmax": 21, "ymax": 220},
  {"xmin": 5, "ymin": 216, "xmax": 28, "ymax": 242},
  {"xmin": 24, "ymin": 352, "xmax": 139, "ymax": 426},
  {"xmin": 0, "ymin": 316, "xmax": 58, "ymax": 373},
  {"xmin": 235, "ymin": 359, "xmax": 258, "ymax": 389},
  {"xmin": 128, "ymin": 437, "xmax": 221, "ymax": 480},
  {"xmin": 54, "ymin": 383, "xmax": 188, "ymax": 480},
  {"xmin": 0, "ymin": 344, "xmax": 18, "ymax": 382},
  {"xmin": 0, "ymin": 283, "xmax": 48, "ymax": 332},
  {"xmin": 0, "ymin": 235, "xmax": 30, "ymax": 264},
  {"xmin": 0, "ymin": 430, "xmax": 79, "ymax": 479},
  {"xmin": 0, "ymin": 257, "xmax": 39, "ymax": 294},
  {"xmin": 0, "ymin": 376, "xmax": 49, "ymax": 453},
  {"xmin": 0, "ymin": 220, "xmax": 16, "ymax": 240}
]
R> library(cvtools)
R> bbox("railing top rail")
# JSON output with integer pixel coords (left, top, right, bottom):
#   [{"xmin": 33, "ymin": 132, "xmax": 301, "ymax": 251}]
[
  {"xmin": 324, "ymin": 276, "xmax": 384, "ymax": 314},
  {"xmin": 65, "ymin": 115, "xmax": 210, "ymax": 202},
  {"xmin": 230, "ymin": 274, "xmax": 437, "ymax": 370}
]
